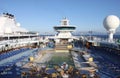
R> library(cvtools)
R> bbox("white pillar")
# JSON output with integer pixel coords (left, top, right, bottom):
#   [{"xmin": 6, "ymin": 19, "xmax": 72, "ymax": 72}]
[
  {"xmin": 108, "ymin": 33, "xmax": 113, "ymax": 43},
  {"xmin": 108, "ymin": 29, "xmax": 115, "ymax": 43}
]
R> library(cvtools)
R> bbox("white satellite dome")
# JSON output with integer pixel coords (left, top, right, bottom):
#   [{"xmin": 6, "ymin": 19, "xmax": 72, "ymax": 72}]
[
  {"xmin": 103, "ymin": 15, "xmax": 120, "ymax": 31},
  {"xmin": 16, "ymin": 23, "xmax": 21, "ymax": 27}
]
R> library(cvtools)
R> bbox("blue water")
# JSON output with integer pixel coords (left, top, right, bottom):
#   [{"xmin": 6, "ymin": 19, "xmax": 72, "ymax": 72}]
[
  {"xmin": 92, "ymin": 35, "xmax": 120, "ymax": 39},
  {"xmin": 40, "ymin": 34, "xmax": 120, "ymax": 39}
]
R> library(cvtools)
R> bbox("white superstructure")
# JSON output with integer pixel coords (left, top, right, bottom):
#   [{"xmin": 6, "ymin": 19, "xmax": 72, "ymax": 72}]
[
  {"xmin": 0, "ymin": 13, "xmax": 28, "ymax": 35},
  {"xmin": 0, "ymin": 13, "xmax": 39, "ymax": 52},
  {"xmin": 53, "ymin": 18, "xmax": 77, "ymax": 44}
]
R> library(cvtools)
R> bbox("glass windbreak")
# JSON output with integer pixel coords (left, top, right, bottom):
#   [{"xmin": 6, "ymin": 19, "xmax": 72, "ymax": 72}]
[{"xmin": 54, "ymin": 27, "xmax": 75, "ymax": 30}]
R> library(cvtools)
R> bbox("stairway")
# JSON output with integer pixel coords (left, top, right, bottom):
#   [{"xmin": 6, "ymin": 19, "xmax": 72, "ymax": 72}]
[{"xmin": 55, "ymin": 44, "xmax": 69, "ymax": 52}]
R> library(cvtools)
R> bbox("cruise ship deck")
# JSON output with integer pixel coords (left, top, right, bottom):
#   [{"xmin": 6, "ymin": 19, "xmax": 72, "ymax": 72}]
[
  {"xmin": 0, "ymin": 45, "xmax": 99, "ymax": 78},
  {"xmin": 0, "ymin": 13, "xmax": 120, "ymax": 78}
]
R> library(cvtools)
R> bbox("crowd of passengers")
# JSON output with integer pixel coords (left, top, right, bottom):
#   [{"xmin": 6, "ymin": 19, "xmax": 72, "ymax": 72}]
[{"xmin": 21, "ymin": 62, "xmax": 100, "ymax": 78}]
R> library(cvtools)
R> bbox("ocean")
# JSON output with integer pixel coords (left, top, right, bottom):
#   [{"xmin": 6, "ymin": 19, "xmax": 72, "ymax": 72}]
[
  {"xmin": 40, "ymin": 34, "xmax": 120, "ymax": 39},
  {"xmin": 92, "ymin": 35, "xmax": 120, "ymax": 39}
]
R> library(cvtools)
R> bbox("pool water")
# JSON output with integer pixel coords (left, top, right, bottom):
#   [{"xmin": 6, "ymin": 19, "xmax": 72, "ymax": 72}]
[{"xmin": 46, "ymin": 52, "xmax": 75, "ymax": 68}]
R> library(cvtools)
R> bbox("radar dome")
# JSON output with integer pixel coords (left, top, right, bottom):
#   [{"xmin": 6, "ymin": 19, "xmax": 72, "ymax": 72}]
[
  {"xmin": 16, "ymin": 23, "xmax": 21, "ymax": 27},
  {"xmin": 103, "ymin": 15, "xmax": 120, "ymax": 31}
]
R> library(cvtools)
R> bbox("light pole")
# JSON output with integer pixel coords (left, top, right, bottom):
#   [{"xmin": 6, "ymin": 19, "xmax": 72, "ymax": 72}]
[{"xmin": 89, "ymin": 30, "xmax": 92, "ymax": 40}]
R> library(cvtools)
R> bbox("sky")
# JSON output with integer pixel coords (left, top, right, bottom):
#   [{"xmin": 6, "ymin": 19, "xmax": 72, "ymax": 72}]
[{"xmin": 0, "ymin": 0, "xmax": 120, "ymax": 34}]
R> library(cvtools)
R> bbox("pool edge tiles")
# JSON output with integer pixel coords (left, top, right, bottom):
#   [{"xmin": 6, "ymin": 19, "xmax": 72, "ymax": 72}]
[{"xmin": 55, "ymin": 50, "xmax": 69, "ymax": 52}]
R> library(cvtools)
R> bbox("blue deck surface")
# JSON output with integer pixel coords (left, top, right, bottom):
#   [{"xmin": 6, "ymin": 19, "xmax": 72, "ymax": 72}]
[
  {"xmin": 74, "ymin": 41, "xmax": 120, "ymax": 77},
  {"xmin": 0, "ymin": 48, "xmax": 39, "ymax": 78}
]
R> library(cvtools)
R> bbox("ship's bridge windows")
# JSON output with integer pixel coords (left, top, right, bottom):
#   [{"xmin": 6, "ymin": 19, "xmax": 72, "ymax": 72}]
[
  {"xmin": 63, "ymin": 21, "xmax": 67, "ymax": 25},
  {"xmin": 54, "ymin": 27, "xmax": 76, "ymax": 30}
]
